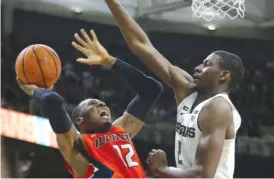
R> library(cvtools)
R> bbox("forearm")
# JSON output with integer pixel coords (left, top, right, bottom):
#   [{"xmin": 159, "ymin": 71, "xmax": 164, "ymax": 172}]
[
  {"xmin": 105, "ymin": 0, "xmax": 149, "ymax": 47},
  {"xmin": 33, "ymin": 89, "xmax": 73, "ymax": 134},
  {"xmin": 109, "ymin": 58, "xmax": 163, "ymax": 121},
  {"xmin": 156, "ymin": 166, "xmax": 202, "ymax": 178},
  {"xmin": 105, "ymin": 0, "xmax": 176, "ymax": 87},
  {"xmin": 110, "ymin": 58, "xmax": 163, "ymax": 97}
]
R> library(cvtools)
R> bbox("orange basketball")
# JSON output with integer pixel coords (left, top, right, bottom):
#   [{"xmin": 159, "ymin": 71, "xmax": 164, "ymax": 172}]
[{"xmin": 15, "ymin": 44, "xmax": 62, "ymax": 88}]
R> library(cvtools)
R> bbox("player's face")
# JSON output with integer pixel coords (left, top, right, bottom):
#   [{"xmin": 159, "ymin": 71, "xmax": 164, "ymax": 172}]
[
  {"xmin": 193, "ymin": 53, "xmax": 225, "ymax": 92},
  {"xmin": 79, "ymin": 99, "xmax": 112, "ymax": 132}
]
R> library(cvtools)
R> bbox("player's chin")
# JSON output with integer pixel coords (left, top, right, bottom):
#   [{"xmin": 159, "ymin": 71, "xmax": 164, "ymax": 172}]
[
  {"xmin": 192, "ymin": 80, "xmax": 199, "ymax": 89},
  {"xmin": 102, "ymin": 121, "xmax": 112, "ymax": 131}
]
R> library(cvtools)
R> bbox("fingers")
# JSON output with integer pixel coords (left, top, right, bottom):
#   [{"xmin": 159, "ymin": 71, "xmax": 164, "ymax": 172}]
[
  {"xmin": 80, "ymin": 29, "xmax": 93, "ymax": 44},
  {"xmin": 16, "ymin": 77, "xmax": 23, "ymax": 85},
  {"xmin": 146, "ymin": 149, "xmax": 158, "ymax": 164},
  {"xmin": 146, "ymin": 154, "xmax": 154, "ymax": 164},
  {"xmin": 157, "ymin": 149, "xmax": 164, "ymax": 153},
  {"xmin": 16, "ymin": 77, "xmax": 38, "ymax": 96},
  {"xmin": 90, "ymin": 30, "xmax": 98, "ymax": 42},
  {"xmin": 16, "ymin": 77, "xmax": 28, "ymax": 89},
  {"xmin": 74, "ymin": 33, "xmax": 89, "ymax": 48},
  {"xmin": 16, "ymin": 77, "xmax": 25, "ymax": 91},
  {"xmin": 72, "ymin": 41, "xmax": 87, "ymax": 54},
  {"xmin": 147, "ymin": 152, "xmax": 155, "ymax": 159},
  {"xmin": 72, "ymin": 29, "xmax": 98, "ymax": 54},
  {"xmin": 148, "ymin": 152, "xmax": 154, "ymax": 158},
  {"xmin": 76, "ymin": 58, "xmax": 89, "ymax": 64},
  {"xmin": 49, "ymin": 85, "xmax": 54, "ymax": 89},
  {"xmin": 76, "ymin": 58, "xmax": 101, "ymax": 65},
  {"xmin": 147, "ymin": 149, "xmax": 163, "ymax": 158},
  {"xmin": 149, "ymin": 149, "xmax": 157, "ymax": 156},
  {"xmin": 73, "ymin": 29, "xmax": 105, "ymax": 64},
  {"xmin": 16, "ymin": 78, "xmax": 37, "ymax": 88}
]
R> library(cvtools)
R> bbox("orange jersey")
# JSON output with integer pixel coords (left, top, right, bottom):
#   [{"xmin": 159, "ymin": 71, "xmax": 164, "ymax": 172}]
[{"xmin": 65, "ymin": 126, "xmax": 146, "ymax": 178}]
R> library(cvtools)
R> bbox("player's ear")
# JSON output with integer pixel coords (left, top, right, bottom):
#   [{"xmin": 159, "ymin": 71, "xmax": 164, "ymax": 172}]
[
  {"xmin": 220, "ymin": 70, "xmax": 230, "ymax": 81},
  {"xmin": 75, "ymin": 117, "xmax": 84, "ymax": 125}
]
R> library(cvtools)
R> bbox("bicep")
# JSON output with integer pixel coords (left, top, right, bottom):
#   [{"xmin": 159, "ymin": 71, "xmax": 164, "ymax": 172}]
[
  {"xmin": 56, "ymin": 128, "xmax": 89, "ymax": 176},
  {"xmin": 56, "ymin": 127, "xmax": 79, "ymax": 164},
  {"xmin": 113, "ymin": 112, "xmax": 144, "ymax": 138},
  {"xmin": 195, "ymin": 97, "xmax": 233, "ymax": 177},
  {"xmin": 195, "ymin": 127, "xmax": 226, "ymax": 178}
]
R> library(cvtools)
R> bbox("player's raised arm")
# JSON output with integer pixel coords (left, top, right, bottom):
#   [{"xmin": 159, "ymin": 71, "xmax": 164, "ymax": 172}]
[
  {"xmin": 72, "ymin": 29, "xmax": 163, "ymax": 138},
  {"xmin": 16, "ymin": 80, "xmax": 90, "ymax": 177},
  {"xmin": 146, "ymin": 97, "xmax": 232, "ymax": 178},
  {"xmin": 105, "ymin": 0, "xmax": 193, "ymax": 103},
  {"xmin": 110, "ymin": 56, "xmax": 163, "ymax": 138}
]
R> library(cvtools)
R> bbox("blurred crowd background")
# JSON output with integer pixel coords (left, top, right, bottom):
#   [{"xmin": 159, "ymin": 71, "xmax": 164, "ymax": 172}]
[{"xmin": 1, "ymin": 0, "xmax": 274, "ymax": 178}]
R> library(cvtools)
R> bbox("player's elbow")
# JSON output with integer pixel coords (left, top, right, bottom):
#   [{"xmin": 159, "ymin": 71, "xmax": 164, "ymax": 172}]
[
  {"xmin": 129, "ymin": 41, "xmax": 152, "ymax": 55},
  {"xmin": 128, "ymin": 41, "xmax": 143, "ymax": 55},
  {"xmin": 154, "ymin": 80, "xmax": 164, "ymax": 97},
  {"xmin": 147, "ymin": 77, "xmax": 164, "ymax": 98},
  {"xmin": 199, "ymin": 165, "xmax": 216, "ymax": 178}
]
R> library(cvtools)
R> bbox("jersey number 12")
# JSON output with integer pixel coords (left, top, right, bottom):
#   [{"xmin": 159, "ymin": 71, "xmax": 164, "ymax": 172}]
[{"xmin": 113, "ymin": 144, "xmax": 139, "ymax": 167}]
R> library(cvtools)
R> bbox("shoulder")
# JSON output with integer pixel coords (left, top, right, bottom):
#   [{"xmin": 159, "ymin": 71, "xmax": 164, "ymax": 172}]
[
  {"xmin": 199, "ymin": 96, "xmax": 233, "ymax": 131},
  {"xmin": 110, "ymin": 125, "xmax": 127, "ymax": 134},
  {"xmin": 206, "ymin": 96, "xmax": 232, "ymax": 111},
  {"xmin": 177, "ymin": 91, "xmax": 198, "ymax": 109}
]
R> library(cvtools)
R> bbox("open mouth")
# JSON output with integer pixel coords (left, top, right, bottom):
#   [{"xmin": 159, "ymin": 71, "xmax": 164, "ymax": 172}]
[{"xmin": 99, "ymin": 109, "xmax": 109, "ymax": 118}]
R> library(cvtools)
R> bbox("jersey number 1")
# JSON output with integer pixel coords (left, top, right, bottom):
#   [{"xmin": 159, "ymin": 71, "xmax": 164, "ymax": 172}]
[
  {"xmin": 113, "ymin": 144, "xmax": 139, "ymax": 167},
  {"xmin": 177, "ymin": 140, "xmax": 183, "ymax": 165}
]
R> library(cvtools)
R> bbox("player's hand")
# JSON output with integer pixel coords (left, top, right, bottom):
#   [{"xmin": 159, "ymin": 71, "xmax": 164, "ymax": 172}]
[
  {"xmin": 16, "ymin": 77, "xmax": 39, "ymax": 96},
  {"xmin": 72, "ymin": 29, "xmax": 116, "ymax": 66},
  {"xmin": 16, "ymin": 77, "xmax": 53, "ymax": 96},
  {"xmin": 146, "ymin": 149, "xmax": 168, "ymax": 176}
]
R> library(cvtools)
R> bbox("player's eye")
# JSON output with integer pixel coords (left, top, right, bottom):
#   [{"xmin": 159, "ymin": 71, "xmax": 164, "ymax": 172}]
[
  {"xmin": 203, "ymin": 61, "xmax": 210, "ymax": 66},
  {"xmin": 97, "ymin": 103, "xmax": 105, "ymax": 108}
]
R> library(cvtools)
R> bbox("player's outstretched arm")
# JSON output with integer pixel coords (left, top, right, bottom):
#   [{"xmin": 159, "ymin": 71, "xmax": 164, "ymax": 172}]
[
  {"xmin": 16, "ymin": 80, "xmax": 90, "ymax": 177},
  {"xmin": 147, "ymin": 97, "xmax": 232, "ymax": 178},
  {"xmin": 110, "ymin": 59, "xmax": 163, "ymax": 138},
  {"xmin": 72, "ymin": 29, "xmax": 163, "ymax": 138},
  {"xmin": 105, "ymin": 0, "xmax": 193, "ymax": 103}
]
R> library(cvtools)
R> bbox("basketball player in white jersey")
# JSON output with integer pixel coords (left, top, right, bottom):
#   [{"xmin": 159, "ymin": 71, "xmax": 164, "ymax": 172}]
[{"xmin": 104, "ymin": 0, "xmax": 244, "ymax": 178}]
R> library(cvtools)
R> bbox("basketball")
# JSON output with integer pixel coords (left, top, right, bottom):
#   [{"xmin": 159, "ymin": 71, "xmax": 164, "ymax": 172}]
[{"xmin": 15, "ymin": 44, "xmax": 62, "ymax": 88}]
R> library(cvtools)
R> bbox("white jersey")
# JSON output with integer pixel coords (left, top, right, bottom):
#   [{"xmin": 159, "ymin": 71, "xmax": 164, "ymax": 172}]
[{"xmin": 175, "ymin": 92, "xmax": 241, "ymax": 179}]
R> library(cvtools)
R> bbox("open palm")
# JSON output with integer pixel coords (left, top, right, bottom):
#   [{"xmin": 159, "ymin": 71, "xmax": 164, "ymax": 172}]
[{"xmin": 72, "ymin": 29, "xmax": 110, "ymax": 65}]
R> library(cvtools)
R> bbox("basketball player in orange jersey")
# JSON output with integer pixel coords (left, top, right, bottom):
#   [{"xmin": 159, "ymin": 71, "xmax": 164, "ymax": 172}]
[
  {"xmin": 17, "ymin": 29, "xmax": 163, "ymax": 178},
  {"xmin": 105, "ymin": 0, "xmax": 245, "ymax": 178}
]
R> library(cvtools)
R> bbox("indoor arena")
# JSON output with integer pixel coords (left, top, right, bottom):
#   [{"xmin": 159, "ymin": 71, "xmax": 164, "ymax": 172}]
[{"xmin": 1, "ymin": 0, "xmax": 274, "ymax": 178}]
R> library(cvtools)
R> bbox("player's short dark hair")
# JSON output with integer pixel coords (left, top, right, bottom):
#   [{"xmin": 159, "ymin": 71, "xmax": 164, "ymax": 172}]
[{"xmin": 214, "ymin": 50, "xmax": 245, "ymax": 92}]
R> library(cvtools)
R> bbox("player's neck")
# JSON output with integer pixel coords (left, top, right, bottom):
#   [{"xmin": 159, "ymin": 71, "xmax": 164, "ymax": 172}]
[
  {"xmin": 84, "ymin": 130, "xmax": 96, "ymax": 134},
  {"xmin": 198, "ymin": 88, "xmax": 228, "ymax": 99}
]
